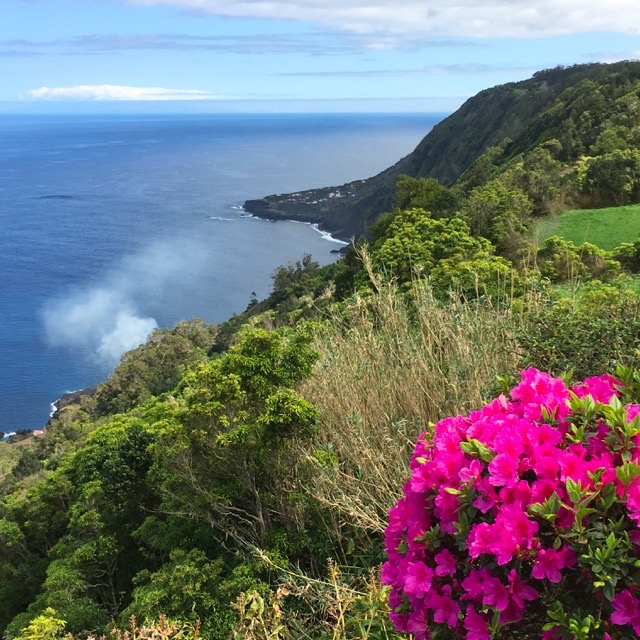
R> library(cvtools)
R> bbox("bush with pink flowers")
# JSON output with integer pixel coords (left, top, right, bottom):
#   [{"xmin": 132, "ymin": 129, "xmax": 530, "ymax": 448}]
[{"xmin": 382, "ymin": 366, "xmax": 640, "ymax": 640}]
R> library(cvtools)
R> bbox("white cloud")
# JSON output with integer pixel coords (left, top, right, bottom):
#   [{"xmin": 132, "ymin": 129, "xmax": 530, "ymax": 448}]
[
  {"xmin": 23, "ymin": 84, "xmax": 215, "ymax": 101},
  {"xmin": 128, "ymin": 0, "xmax": 640, "ymax": 39}
]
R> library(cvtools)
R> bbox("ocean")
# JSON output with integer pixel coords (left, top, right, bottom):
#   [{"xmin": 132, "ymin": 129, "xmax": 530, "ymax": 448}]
[{"xmin": 0, "ymin": 112, "xmax": 443, "ymax": 433}]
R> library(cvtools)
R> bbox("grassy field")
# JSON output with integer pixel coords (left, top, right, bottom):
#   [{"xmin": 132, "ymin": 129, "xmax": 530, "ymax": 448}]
[{"xmin": 532, "ymin": 203, "xmax": 640, "ymax": 250}]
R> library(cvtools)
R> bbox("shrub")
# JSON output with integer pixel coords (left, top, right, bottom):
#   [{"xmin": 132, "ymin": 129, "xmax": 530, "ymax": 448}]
[
  {"xmin": 382, "ymin": 367, "xmax": 640, "ymax": 640},
  {"xmin": 521, "ymin": 283, "xmax": 640, "ymax": 379},
  {"xmin": 13, "ymin": 608, "xmax": 65, "ymax": 640},
  {"xmin": 536, "ymin": 236, "xmax": 620, "ymax": 283}
]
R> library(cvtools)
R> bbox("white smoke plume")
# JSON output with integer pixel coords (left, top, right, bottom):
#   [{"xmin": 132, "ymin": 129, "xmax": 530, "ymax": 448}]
[
  {"xmin": 43, "ymin": 288, "xmax": 158, "ymax": 367},
  {"xmin": 43, "ymin": 236, "xmax": 211, "ymax": 367}
]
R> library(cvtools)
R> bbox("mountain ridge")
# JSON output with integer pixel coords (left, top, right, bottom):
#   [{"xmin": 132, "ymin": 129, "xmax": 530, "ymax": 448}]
[{"xmin": 244, "ymin": 60, "xmax": 640, "ymax": 239}]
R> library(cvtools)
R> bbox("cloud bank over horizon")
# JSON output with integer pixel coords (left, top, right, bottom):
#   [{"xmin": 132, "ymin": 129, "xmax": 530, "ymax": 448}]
[
  {"xmin": 128, "ymin": 0, "xmax": 640, "ymax": 40},
  {"xmin": 24, "ymin": 84, "xmax": 216, "ymax": 101}
]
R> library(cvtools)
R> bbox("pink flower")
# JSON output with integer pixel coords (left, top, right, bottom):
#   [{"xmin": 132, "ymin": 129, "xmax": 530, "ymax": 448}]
[
  {"xmin": 383, "ymin": 367, "xmax": 640, "ymax": 638},
  {"xmin": 406, "ymin": 602, "xmax": 431, "ymax": 640},
  {"xmin": 459, "ymin": 459, "xmax": 483, "ymax": 483},
  {"xmin": 511, "ymin": 368, "xmax": 570, "ymax": 420},
  {"xmin": 482, "ymin": 575, "xmax": 509, "ymax": 611},
  {"xmin": 572, "ymin": 374, "xmax": 620, "ymax": 403},
  {"xmin": 432, "ymin": 593, "xmax": 460, "ymax": 628},
  {"xmin": 463, "ymin": 606, "xmax": 490, "ymax": 640},
  {"xmin": 627, "ymin": 404, "xmax": 640, "ymax": 422},
  {"xmin": 507, "ymin": 569, "xmax": 538, "ymax": 609},
  {"xmin": 488, "ymin": 453, "xmax": 519, "ymax": 487},
  {"xmin": 532, "ymin": 547, "xmax": 574, "ymax": 583},
  {"xmin": 610, "ymin": 590, "xmax": 640, "ymax": 626},
  {"xmin": 461, "ymin": 568, "xmax": 491, "ymax": 601},
  {"xmin": 434, "ymin": 549, "xmax": 457, "ymax": 577},
  {"xmin": 404, "ymin": 561, "xmax": 434, "ymax": 597},
  {"xmin": 627, "ymin": 484, "xmax": 640, "ymax": 525},
  {"xmin": 472, "ymin": 477, "xmax": 498, "ymax": 512},
  {"xmin": 434, "ymin": 486, "xmax": 460, "ymax": 534},
  {"xmin": 380, "ymin": 560, "xmax": 397, "ymax": 586}
]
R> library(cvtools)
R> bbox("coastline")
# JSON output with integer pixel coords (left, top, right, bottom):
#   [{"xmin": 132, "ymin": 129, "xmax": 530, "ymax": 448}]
[
  {"xmin": 242, "ymin": 176, "xmax": 372, "ymax": 244},
  {"xmin": 241, "ymin": 203, "xmax": 352, "ymax": 249}
]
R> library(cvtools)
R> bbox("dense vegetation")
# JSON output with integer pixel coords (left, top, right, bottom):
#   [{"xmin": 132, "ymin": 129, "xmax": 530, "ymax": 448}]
[
  {"xmin": 4, "ymin": 60, "xmax": 640, "ymax": 640},
  {"xmin": 246, "ymin": 60, "xmax": 640, "ymax": 239}
]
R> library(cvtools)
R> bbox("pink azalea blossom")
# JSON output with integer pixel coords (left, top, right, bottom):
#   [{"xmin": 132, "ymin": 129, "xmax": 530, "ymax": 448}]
[
  {"xmin": 627, "ymin": 484, "xmax": 640, "ymax": 525},
  {"xmin": 488, "ymin": 453, "xmax": 519, "ymax": 487},
  {"xmin": 572, "ymin": 374, "xmax": 620, "ymax": 403},
  {"xmin": 434, "ymin": 549, "xmax": 456, "ymax": 577},
  {"xmin": 404, "ymin": 561, "xmax": 434, "ymax": 597},
  {"xmin": 507, "ymin": 569, "xmax": 538, "ymax": 612},
  {"xmin": 461, "ymin": 568, "xmax": 491, "ymax": 601},
  {"xmin": 532, "ymin": 548, "xmax": 572, "ymax": 583},
  {"xmin": 406, "ymin": 602, "xmax": 431, "ymax": 640},
  {"xmin": 482, "ymin": 575, "xmax": 510, "ymax": 611},
  {"xmin": 431, "ymin": 593, "xmax": 460, "ymax": 628},
  {"xmin": 384, "ymin": 367, "xmax": 640, "ymax": 638},
  {"xmin": 463, "ymin": 606, "xmax": 490, "ymax": 640},
  {"xmin": 610, "ymin": 590, "xmax": 640, "ymax": 627}
]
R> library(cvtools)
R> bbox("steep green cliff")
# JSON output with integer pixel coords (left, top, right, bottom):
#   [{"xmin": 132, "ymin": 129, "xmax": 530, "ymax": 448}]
[{"xmin": 245, "ymin": 60, "xmax": 640, "ymax": 239}]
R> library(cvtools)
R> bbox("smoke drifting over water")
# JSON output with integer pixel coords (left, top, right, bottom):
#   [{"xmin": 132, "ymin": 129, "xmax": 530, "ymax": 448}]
[
  {"xmin": 44, "ymin": 287, "xmax": 158, "ymax": 367},
  {"xmin": 43, "ymin": 236, "xmax": 212, "ymax": 367}
]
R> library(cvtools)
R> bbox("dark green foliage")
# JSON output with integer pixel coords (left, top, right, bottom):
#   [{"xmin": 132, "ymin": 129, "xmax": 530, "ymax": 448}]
[
  {"xmin": 460, "ymin": 181, "xmax": 533, "ymax": 252},
  {"xmin": 8, "ymin": 61, "xmax": 640, "ymax": 640},
  {"xmin": 521, "ymin": 282, "xmax": 640, "ymax": 379},
  {"xmin": 0, "ymin": 322, "xmax": 325, "ymax": 639},
  {"xmin": 536, "ymin": 236, "xmax": 621, "ymax": 282},
  {"xmin": 12, "ymin": 450, "xmax": 42, "ymax": 480},
  {"xmin": 120, "ymin": 549, "xmax": 238, "ymax": 638},
  {"xmin": 394, "ymin": 175, "xmax": 460, "ymax": 217},
  {"xmin": 155, "ymin": 325, "xmax": 319, "ymax": 547},
  {"xmin": 93, "ymin": 319, "xmax": 217, "ymax": 416},
  {"xmin": 246, "ymin": 61, "xmax": 640, "ymax": 240},
  {"xmin": 0, "ymin": 472, "xmax": 74, "ymax": 632},
  {"xmin": 363, "ymin": 207, "xmax": 518, "ymax": 300},
  {"xmin": 613, "ymin": 235, "xmax": 640, "ymax": 272},
  {"xmin": 577, "ymin": 149, "xmax": 640, "ymax": 205},
  {"xmin": 213, "ymin": 256, "xmax": 337, "ymax": 351},
  {"xmin": 269, "ymin": 254, "xmax": 327, "ymax": 307},
  {"xmin": 502, "ymin": 142, "xmax": 565, "ymax": 215}
]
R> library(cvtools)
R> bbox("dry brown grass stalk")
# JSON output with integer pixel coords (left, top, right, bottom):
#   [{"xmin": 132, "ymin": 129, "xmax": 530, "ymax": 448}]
[{"xmin": 301, "ymin": 258, "xmax": 522, "ymax": 534}]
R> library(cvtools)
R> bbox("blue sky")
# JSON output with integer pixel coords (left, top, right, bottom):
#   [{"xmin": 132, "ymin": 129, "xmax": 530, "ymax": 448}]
[{"xmin": 3, "ymin": 0, "xmax": 640, "ymax": 112}]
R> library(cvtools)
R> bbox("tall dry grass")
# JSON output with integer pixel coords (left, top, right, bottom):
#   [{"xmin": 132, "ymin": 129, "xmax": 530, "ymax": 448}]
[{"xmin": 301, "ymin": 263, "xmax": 523, "ymax": 535}]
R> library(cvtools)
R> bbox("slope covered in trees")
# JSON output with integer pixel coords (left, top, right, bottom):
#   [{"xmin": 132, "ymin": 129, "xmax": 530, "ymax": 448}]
[
  {"xmin": 5, "ymin": 60, "xmax": 640, "ymax": 640},
  {"xmin": 245, "ymin": 60, "xmax": 640, "ymax": 238}
]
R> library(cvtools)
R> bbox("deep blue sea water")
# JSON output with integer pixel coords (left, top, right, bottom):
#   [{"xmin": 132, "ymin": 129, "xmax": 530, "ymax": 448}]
[{"xmin": 0, "ymin": 112, "xmax": 443, "ymax": 433}]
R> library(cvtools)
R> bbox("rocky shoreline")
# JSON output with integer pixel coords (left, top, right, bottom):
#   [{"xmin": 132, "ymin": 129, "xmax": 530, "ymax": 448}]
[
  {"xmin": 243, "ymin": 178, "xmax": 372, "ymax": 243},
  {"xmin": 48, "ymin": 386, "xmax": 96, "ymax": 424}
]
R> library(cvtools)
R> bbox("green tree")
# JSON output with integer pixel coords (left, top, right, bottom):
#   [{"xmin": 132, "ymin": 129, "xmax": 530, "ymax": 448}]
[
  {"xmin": 613, "ymin": 235, "xmax": 640, "ymax": 272},
  {"xmin": 121, "ymin": 549, "xmax": 239, "ymax": 638},
  {"xmin": 94, "ymin": 320, "xmax": 217, "ymax": 417},
  {"xmin": 460, "ymin": 181, "xmax": 533, "ymax": 253},
  {"xmin": 537, "ymin": 235, "xmax": 621, "ymax": 282},
  {"xmin": 394, "ymin": 175, "xmax": 459, "ymax": 217},
  {"xmin": 14, "ymin": 608, "xmax": 66, "ymax": 640},
  {"xmin": 365, "ymin": 207, "xmax": 518, "ymax": 300},
  {"xmin": 577, "ymin": 149, "xmax": 640, "ymax": 205},
  {"xmin": 521, "ymin": 282, "xmax": 640, "ymax": 378},
  {"xmin": 154, "ymin": 325, "xmax": 319, "ymax": 547}
]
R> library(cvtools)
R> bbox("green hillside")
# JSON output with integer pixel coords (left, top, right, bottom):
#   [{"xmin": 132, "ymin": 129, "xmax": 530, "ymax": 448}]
[
  {"xmin": 534, "ymin": 204, "xmax": 640, "ymax": 250},
  {"xmin": 5, "ymin": 61, "xmax": 640, "ymax": 640},
  {"xmin": 246, "ymin": 60, "xmax": 640, "ymax": 239}
]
